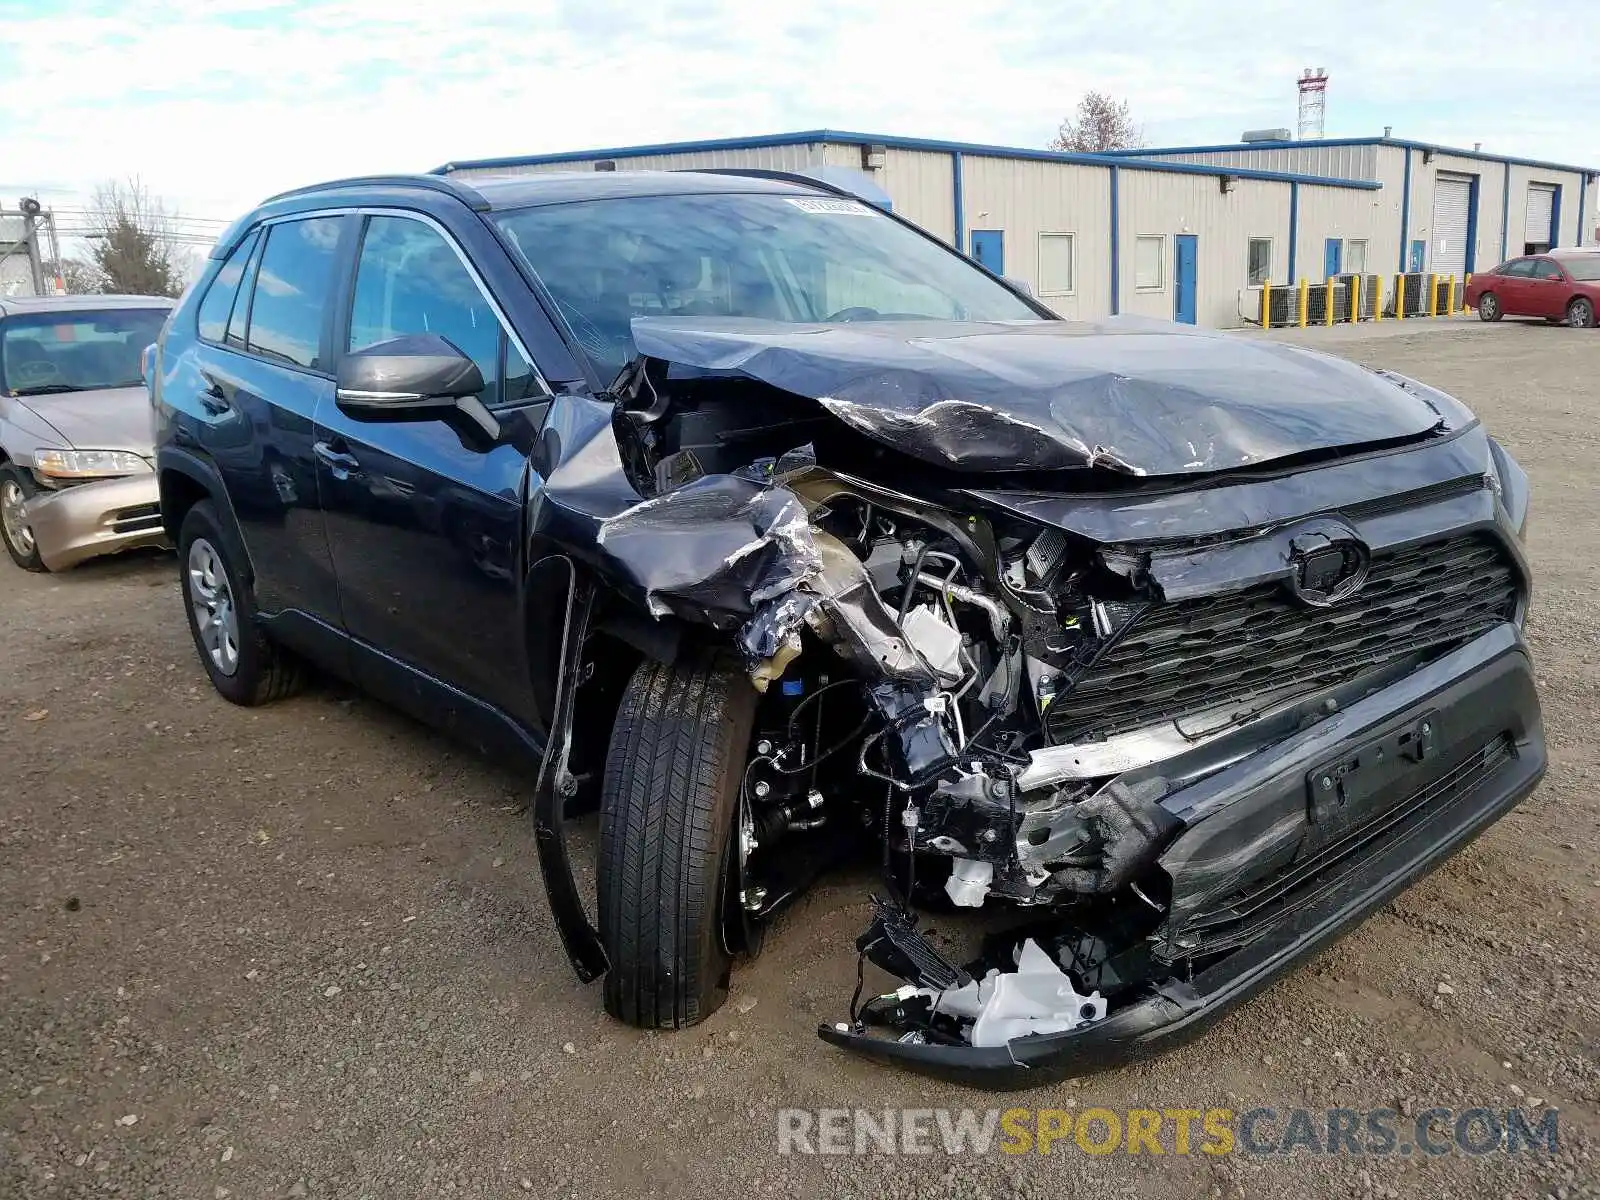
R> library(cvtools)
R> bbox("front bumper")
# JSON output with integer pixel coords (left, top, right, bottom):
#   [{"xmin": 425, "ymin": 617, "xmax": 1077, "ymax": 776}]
[
  {"xmin": 26, "ymin": 474, "xmax": 169, "ymax": 571},
  {"xmin": 820, "ymin": 623, "xmax": 1545, "ymax": 1088}
]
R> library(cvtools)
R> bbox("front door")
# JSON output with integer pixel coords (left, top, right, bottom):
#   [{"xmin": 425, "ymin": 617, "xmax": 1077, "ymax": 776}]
[
  {"xmin": 1408, "ymin": 240, "xmax": 1426, "ymax": 272},
  {"xmin": 1526, "ymin": 257, "xmax": 1568, "ymax": 318},
  {"xmin": 970, "ymin": 229, "xmax": 1004, "ymax": 275},
  {"xmin": 1323, "ymin": 238, "xmax": 1343, "ymax": 279},
  {"xmin": 313, "ymin": 212, "xmax": 547, "ymax": 736},
  {"xmin": 1174, "ymin": 234, "xmax": 1198, "ymax": 324}
]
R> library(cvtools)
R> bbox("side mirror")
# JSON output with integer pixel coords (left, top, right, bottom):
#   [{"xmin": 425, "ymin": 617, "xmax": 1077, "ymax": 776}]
[{"xmin": 336, "ymin": 333, "xmax": 485, "ymax": 420}]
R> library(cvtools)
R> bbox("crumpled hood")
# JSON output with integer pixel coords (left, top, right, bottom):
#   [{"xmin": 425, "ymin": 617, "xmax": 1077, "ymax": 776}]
[
  {"xmin": 15, "ymin": 387, "xmax": 155, "ymax": 457},
  {"xmin": 630, "ymin": 317, "xmax": 1450, "ymax": 476}
]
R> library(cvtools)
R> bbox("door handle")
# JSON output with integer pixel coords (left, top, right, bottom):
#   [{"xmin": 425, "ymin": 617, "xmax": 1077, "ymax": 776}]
[
  {"xmin": 199, "ymin": 375, "xmax": 231, "ymax": 416},
  {"xmin": 313, "ymin": 440, "xmax": 361, "ymax": 477}
]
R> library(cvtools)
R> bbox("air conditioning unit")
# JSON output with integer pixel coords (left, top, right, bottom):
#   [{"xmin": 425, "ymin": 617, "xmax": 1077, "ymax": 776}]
[{"xmin": 1241, "ymin": 128, "xmax": 1293, "ymax": 143}]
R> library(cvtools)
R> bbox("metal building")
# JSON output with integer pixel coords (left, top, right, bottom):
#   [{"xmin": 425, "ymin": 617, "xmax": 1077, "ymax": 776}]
[
  {"xmin": 438, "ymin": 130, "xmax": 1596, "ymax": 329},
  {"xmin": 1107, "ymin": 136, "xmax": 1598, "ymax": 279}
]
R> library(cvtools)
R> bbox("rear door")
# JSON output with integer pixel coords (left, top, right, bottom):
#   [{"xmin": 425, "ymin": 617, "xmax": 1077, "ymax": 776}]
[
  {"xmin": 313, "ymin": 210, "xmax": 550, "ymax": 736},
  {"xmin": 1526, "ymin": 258, "xmax": 1568, "ymax": 318},
  {"xmin": 1494, "ymin": 258, "xmax": 1535, "ymax": 315},
  {"xmin": 183, "ymin": 214, "xmax": 351, "ymax": 631}
]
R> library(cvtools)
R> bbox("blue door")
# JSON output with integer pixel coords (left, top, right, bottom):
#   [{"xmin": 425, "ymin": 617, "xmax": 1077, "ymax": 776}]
[
  {"xmin": 1324, "ymin": 238, "xmax": 1343, "ymax": 278},
  {"xmin": 1408, "ymin": 240, "xmax": 1426, "ymax": 272},
  {"xmin": 1174, "ymin": 234, "xmax": 1198, "ymax": 324},
  {"xmin": 970, "ymin": 229, "xmax": 1004, "ymax": 274}
]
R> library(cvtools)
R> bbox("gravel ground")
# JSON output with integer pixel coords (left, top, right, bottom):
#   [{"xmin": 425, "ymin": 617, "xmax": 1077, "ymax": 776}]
[{"xmin": 1, "ymin": 320, "xmax": 1596, "ymax": 1199}]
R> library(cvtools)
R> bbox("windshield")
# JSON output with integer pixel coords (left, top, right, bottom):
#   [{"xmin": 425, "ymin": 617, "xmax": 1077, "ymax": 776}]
[
  {"xmin": 1564, "ymin": 257, "xmax": 1600, "ymax": 281},
  {"xmin": 493, "ymin": 192, "xmax": 1042, "ymax": 378},
  {"xmin": 1, "ymin": 308, "xmax": 168, "ymax": 397}
]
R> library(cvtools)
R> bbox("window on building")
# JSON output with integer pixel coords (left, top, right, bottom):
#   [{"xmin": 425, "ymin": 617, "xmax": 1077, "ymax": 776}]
[
  {"xmin": 1247, "ymin": 238, "xmax": 1273, "ymax": 286},
  {"xmin": 1346, "ymin": 239, "xmax": 1369, "ymax": 275},
  {"xmin": 1037, "ymin": 233, "xmax": 1075, "ymax": 296},
  {"xmin": 1134, "ymin": 236, "xmax": 1165, "ymax": 291},
  {"xmin": 245, "ymin": 217, "xmax": 344, "ymax": 371}
]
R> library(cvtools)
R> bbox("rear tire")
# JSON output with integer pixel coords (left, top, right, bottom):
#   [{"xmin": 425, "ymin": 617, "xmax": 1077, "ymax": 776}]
[
  {"xmin": 1567, "ymin": 297, "xmax": 1595, "ymax": 329},
  {"xmin": 178, "ymin": 501, "xmax": 303, "ymax": 706},
  {"xmin": 1476, "ymin": 292, "xmax": 1502, "ymax": 322},
  {"xmin": 598, "ymin": 649, "xmax": 756, "ymax": 1028},
  {"xmin": 0, "ymin": 466, "xmax": 47, "ymax": 572}
]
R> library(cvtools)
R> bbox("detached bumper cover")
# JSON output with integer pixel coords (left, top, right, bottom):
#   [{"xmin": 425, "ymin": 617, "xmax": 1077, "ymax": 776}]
[
  {"xmin": 820, "ymin": 624, "xmax": 1545, "ymax": 1088},
  {"xmin": 27, "ymin": 474, "xmax": 168, "ymax": 570}
]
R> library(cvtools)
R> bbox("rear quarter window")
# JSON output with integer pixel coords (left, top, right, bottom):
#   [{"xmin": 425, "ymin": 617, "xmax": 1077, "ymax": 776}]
[{"xmin": 196, "ymin": 229, "xmax": 260, "ymax": 343}]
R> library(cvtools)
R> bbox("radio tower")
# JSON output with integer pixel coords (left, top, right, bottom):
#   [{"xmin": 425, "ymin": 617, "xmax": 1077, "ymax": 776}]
[{"xmin": 1297, "ymin": 68, "xmax": 1328, "ymax": 140}]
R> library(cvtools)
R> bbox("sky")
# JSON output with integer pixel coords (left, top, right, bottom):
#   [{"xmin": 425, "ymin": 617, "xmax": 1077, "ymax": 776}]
[{"xmin": 3, "ymin": 0, "xmax": 1598, "ymax": 247}]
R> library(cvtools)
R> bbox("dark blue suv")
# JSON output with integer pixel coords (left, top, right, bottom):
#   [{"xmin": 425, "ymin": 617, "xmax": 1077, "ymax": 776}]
[{"xmin": 153, "ymin": 170, "xmax": 1542, "ymax": 1086}]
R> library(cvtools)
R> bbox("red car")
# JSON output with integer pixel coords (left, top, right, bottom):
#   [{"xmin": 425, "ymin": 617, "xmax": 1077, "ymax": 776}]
[{"xmin": 1466, "ymin": 249, "xmax": 1600, "ymax": 328}]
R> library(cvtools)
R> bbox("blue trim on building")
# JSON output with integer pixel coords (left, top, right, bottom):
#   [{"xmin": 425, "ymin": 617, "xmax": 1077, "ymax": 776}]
[
  {"xmin": 1579, "ymin": 175, "xmax": 1589, "ymax": 249},
  {"xmin": 1398, "ymin": 150, "xmax": 1413, "ymax": 271},
  {"xmin": 433, "ymin": 129, "xmax": 1381, "ymax": 190},
  {"xmin": 1103, "ymin": 136, "xmax": 1598, "ymax": 176},
  {"xmin": 1501, "ymin": 161, "xmax": 1512, "ymax": 261},
  {"xmin": 1549, "ymin": 184, "xmax": 1562, "ymax": 249},
  {"xmin": 1287, "ymin": 181, "xmax": 1299, "ymax": 282},
  {"xmin": 1464, "ymin": 175, "xmax": 1480, "ymax": 273},
  {"xmin": 1109, "ymin": 167, "xmax": 1120, "ymax": 315},
  {"xmin": 951, "ymin": 151, "xmax": 965, "ymax": 253}
]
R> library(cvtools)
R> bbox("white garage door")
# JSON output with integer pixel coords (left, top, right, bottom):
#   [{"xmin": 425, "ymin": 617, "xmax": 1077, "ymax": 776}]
[
  {"xmin": 1430, "ymin": 174, "xmax": 1473, "ymax": 276},
  {"xmin": 1525, "ymin": 184, "xmax": 1556, "ymax": 251}
]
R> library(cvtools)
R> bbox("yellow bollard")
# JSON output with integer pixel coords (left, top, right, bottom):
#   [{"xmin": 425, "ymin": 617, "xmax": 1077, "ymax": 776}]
[
  {"xmin": 1463, "ymin": 272, "xmax": 1472, "ymax": 312},
  {"xmin": 1325, "ymin": 277, "xmax": 1335, "ymax": 326},
  {"xmin": 1261, "ymin": 280, "xmax": 1271, "ymax": 327},
  {"xmin": 1354, "ymin": 275, "xmax": 1364, "ymax": 321},
  {"xmin": 1298, "ymin": 278, "xmax": 1309, "ymax": 327},
  {"xmin": 1396, "ymin": 274, "xmax": 1406, "ymax": 319},
  {"xmin": 1374, "ymin": 276, "xmax": 1383, "ymax": 322},
  {"xmin": 1428, "ymin": 273, "xmax": 1439, "ymax": 317},
  {"xmin": 1447, "ymin": 274, "xmax": 1457, "ymax": 315}
]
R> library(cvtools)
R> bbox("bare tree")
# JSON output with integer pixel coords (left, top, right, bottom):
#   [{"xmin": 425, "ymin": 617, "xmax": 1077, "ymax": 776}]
[
  {"xmin": 1050, "ymin": 92, "xmax": 1146, "ymax": 153},
  {"xmin": 78, "ymin": 178, "xmax": 190, "ymax": 297}
]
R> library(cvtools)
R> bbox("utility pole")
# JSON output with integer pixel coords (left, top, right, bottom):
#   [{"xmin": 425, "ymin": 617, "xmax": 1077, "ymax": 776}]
[{"xmin": 19, "ymin": 197, "xmax": 47, "ymax": 295}]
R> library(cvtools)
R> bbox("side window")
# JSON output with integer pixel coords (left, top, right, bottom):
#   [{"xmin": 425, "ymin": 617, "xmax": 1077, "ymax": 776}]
[
  {"xmin": 1533, "ymin": 260, "xmax": 1564, "ymax": 280},
  {"xmin": 502, "ymin": 339, "xmax": 541, "ymax": 407},
  {"xmin": 348, "ymin": 216, "xmax": 505, "ymax": 405},
  {"xmin": 246, "ymin": 217, "xmax": 343, "ymax": 370},
  {"xmin": 197, "ymin": 230, "xmax": 259, "ymax": 343},
  {"xmin": 1501, "ymin": 259, "xmax": 1534, "ymax": 277},
  {"xmin": 226, "ymin": 233, "xmax": 265, "ymax": 349}
]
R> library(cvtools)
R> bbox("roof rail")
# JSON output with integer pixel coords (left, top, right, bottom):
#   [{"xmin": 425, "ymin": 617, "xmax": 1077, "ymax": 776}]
[{"xmin": 262, "ymin": 174, "xmax": 490, "ymax": 211}]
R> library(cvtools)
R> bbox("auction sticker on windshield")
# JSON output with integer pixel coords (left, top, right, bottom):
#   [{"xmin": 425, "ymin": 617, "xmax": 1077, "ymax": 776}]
[{"xmin": 785, "ymin": 197, "xmax": 871, "ymax": 215}]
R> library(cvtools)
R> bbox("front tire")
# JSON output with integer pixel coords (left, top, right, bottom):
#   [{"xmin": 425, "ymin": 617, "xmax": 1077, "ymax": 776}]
[
  {"xmin": 0, "ymin": 466, "xmax": 47, "ymax": 572},
  {"xmin": 598, "ymin": 650, "xmax": 756, "ymax": 1028},
  {"xmin": 178, "ymin": 501, "xmax": 302, "ymax": 706},
  {"xmin": 1567, "ymin": 297, "xmax": 1595, "ymax": 329},
  {"xmin": 1477, "ymin": 292, "xmax": 1502, "ymax": 322}
]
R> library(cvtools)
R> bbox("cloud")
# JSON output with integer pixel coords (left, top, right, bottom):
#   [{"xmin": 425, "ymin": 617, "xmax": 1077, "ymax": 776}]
[{"xmin": 3, "ymin": 0, "xmax": 1595, "ymax": 233}]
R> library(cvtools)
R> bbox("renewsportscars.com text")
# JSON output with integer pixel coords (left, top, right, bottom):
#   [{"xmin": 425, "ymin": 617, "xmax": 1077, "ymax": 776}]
[{"xmin": 776, "ymin": 1106, "xmax": 1559, "ymax": 1157}]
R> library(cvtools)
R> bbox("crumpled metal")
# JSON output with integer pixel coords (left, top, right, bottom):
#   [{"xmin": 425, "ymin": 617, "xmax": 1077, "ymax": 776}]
[{"xmin": 629, "ymin": 316, "xmax": 1448, "ymax": 478}]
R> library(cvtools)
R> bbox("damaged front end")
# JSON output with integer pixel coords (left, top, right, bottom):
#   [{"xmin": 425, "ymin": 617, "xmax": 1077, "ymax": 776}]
[{"xmin": 531, "ymin": 320, "xmax": 1544, "ymax": 1088}]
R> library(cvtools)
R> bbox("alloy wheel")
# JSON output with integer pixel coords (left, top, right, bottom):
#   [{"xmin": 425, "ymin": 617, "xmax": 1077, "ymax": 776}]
[
  {"xmin": 187, "ymin": 537, "xmax": 241, "ymax": 676},
  {"xmin": 1570, "ymin": 299, "xmax": 1593, "ymax": 329},
  {"xmin": 0, "ymin": 479, "xmax": 35, "ymax": 556}
]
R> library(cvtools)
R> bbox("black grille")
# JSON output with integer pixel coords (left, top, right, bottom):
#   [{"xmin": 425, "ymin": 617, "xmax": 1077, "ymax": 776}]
[
  {"xmin": 1047, "ymin": 534, "xmax": 1520, "ymax": 744},
  {"xmin": 111, "ymin": 503, "xmax": 163, "ymax": 535},
  {"xmin": 1177, "ymin": 734, "xmax": 1516, "ymax": 956}
]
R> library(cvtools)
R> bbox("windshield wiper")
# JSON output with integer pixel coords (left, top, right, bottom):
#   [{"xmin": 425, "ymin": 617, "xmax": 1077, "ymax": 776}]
[{"xmin": 9, "ymin": 384, "xmax": 78, "ymax": 396}]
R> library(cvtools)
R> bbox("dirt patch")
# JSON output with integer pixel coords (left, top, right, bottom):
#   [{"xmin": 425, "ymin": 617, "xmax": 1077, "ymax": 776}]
[{"xmin": 1, "ymin": 321, "xmax": 1596, "ymax": 1198}]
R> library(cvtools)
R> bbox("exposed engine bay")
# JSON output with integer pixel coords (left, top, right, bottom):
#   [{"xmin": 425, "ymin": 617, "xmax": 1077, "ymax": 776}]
[{"xmin": 524, "ymin": 316, "xmax": 1536, "ymax": 1081}]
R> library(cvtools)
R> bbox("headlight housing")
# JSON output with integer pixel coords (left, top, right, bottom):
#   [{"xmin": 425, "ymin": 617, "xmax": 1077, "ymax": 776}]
[
  {"xmin": 32, "ymin": 448, "xmax": 153, "ymax": 483},
  {"xmin": 1486, "ymin": 437, "xmax": 1530, "ymax": 541}
]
